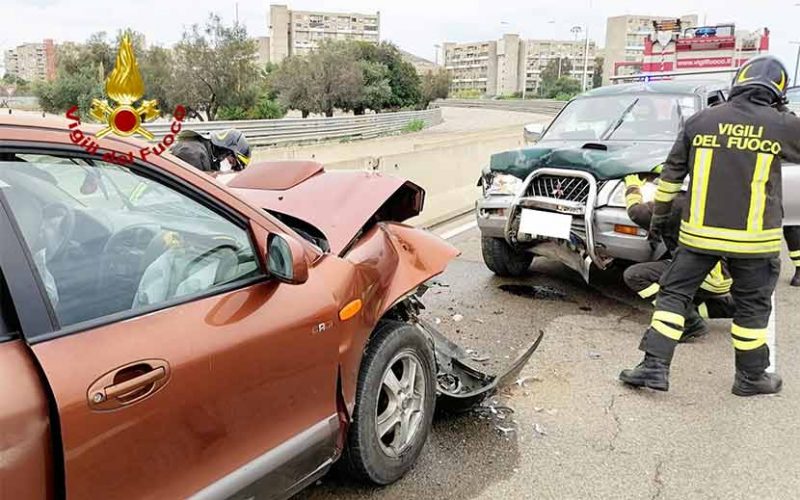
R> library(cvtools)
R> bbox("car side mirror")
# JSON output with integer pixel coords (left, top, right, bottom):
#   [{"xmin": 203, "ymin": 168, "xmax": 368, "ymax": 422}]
[
  {"xmin": 267, "ymin": 233, "xmax": 309, "ymax": 285},
  {"xmin": 524, "ymin": 122, "xmax": 546, "ymax": 143}
]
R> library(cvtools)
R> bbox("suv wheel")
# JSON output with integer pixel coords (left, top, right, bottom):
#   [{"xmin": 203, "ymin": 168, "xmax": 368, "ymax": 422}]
[
  {"xmin": 343, "ymin": 321, "xmax": 436, "ymax": 485},
  {"xmin": 481, "ymin": 237, "xmax": 533, "ymax": 277}
]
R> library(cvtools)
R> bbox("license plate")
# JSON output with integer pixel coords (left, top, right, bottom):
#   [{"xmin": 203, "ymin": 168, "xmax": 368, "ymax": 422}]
[{"xmin": 519, "ymin": 209, "xmax": 572, "ymax": 240}]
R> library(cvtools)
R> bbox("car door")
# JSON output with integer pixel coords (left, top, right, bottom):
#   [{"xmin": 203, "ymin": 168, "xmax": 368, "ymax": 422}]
[
  {"xmin": 782, "ymin": 86, "xmax": 800, "ymax": 225},
  {"xmin": 0, "ymin": 148, "xmax": 342, "ymax": 499}
]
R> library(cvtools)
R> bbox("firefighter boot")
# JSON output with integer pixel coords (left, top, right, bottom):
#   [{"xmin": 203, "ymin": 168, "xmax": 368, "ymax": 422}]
[
  {"xmin": 681, "ymin": 306, "xmax": 708, "ymax": 342},
  {"xmin": 619, "ymin": 353, "xmax": 670, "ymax": 391},
  {"xmin": 732, "ymin": 371, "xmax": 783, "ymax": 397},
  {"xmin": 791, "ymin": 268, "xmax": 800, "ymax": 287}
]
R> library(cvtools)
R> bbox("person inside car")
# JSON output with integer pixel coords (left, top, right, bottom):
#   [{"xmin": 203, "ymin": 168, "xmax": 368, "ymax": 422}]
[{"xmin": 171, "ymin": 129, "xmax": 252, "ymax": 173}]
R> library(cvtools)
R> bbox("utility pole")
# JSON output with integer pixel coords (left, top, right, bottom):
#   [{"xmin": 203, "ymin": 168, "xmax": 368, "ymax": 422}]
[
  {"xmin": 792, "ymin": 42, "xmax": 800, "ymax": 86},
  {"xmin": 582, "ymin": 29, "xmax": 590, "ymax": 91}
]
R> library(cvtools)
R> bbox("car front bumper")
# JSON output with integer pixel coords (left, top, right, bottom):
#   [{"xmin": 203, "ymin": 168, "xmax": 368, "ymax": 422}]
[{"xmin": 476, "ymin": 171, "xmax": 657, "ymax": 280}]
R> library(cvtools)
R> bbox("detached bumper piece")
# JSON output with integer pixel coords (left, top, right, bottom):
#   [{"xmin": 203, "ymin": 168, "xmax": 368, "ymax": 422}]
[{"xmin": 417, "ymin": 318, "xmax": 544, "ymax": 413}]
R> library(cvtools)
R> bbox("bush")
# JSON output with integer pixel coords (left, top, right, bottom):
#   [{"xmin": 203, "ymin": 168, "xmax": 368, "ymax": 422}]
[
  {"xmin": 250, "ymin": 96, "xmax": 286, "ymax": 119},
  {"xmin": 403, "ymin": 118, "xmax": 425, "ymax": 133},
  {"xmin": 452, "ymin": 89, "xmax": 482, "ymax": 99},
  {"xmin": 216, "ymin": 106, "xmax": 250, "ymax": 120}
]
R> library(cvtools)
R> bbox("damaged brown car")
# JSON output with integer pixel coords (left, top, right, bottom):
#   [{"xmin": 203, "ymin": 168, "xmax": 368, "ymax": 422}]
[{"xmin": 0, "ymin": 116, "xmax": 540, "ymax": 499}]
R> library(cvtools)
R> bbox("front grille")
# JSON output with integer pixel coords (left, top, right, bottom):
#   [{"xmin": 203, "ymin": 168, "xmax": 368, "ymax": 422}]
[{"xmin": 525, "ymin": 175, "xmax": 605, "ymax": 204}]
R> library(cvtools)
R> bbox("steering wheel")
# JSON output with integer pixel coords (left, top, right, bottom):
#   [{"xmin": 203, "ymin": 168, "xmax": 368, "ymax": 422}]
[{"xmin": 40, "ymin": 202, "xmax": 76, "ymax": 261}]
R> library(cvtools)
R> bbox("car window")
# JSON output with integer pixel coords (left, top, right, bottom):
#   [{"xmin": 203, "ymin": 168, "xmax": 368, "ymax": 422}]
[
  {"xmin": 786, "ymin": 88, "xmax": 800, "ymax": 103},
  {"xmin": 544, "ymin": 94, "xmax": 698, "ymax": 142},
  {"xmin": 0, "ymin": 153, "xmax": 261, "ymax": 328}
]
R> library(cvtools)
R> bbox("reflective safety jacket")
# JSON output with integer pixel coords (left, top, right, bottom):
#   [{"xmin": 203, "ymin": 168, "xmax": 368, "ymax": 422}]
[{"xmin": 655, "ymin": 94, "xmax": 800, "ymax": 258}]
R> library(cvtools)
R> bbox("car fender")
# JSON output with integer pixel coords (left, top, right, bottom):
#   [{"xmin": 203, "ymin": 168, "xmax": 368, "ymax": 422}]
[{"xmin": 334, "ymin": 223, "xmax": 459, "ymax": 412}]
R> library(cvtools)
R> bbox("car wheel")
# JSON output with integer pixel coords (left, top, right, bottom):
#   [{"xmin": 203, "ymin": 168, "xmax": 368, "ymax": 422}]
[
  {"xmin": 481, "ymin": 237, "xmax": 534, "ymax": 277},
  {"xmin": 342, "ymin": 320, "xmax": 436, "ymax": 485}
]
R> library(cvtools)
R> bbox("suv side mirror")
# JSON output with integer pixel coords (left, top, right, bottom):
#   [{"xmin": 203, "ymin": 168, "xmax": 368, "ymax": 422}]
[
  {"xmin": 524, "ymin": 122, "xmax": 546, "ymax": 144},
  {"xmin": 267, "ymin": 233, "xmax": 309, "ymax": 285}
]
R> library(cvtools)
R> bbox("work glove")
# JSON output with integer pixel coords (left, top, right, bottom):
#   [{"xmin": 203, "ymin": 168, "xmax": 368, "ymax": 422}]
[
  {"xmin": 648, "ymin": 212, "xmax": 670, "ymax": 246},
  {"xmin": 624, "ymin": 174, "xmax": 645, "ymax": 189}
]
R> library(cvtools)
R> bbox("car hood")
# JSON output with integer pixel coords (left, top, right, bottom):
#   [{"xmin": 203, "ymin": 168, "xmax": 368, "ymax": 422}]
[
  {"xmin": 227, "ymin": 161, "xmax": 424, "ymax": 254},
  {"xmin": 489, "ymin": 140, "xmax": 673, "ymax": 180}
]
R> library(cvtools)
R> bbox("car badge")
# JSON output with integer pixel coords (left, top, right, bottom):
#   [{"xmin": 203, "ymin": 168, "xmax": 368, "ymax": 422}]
[
  {"xmin": 89, "ymin": 34, "xmax": 160, "ymax": 140},
  {"xmin": 552, "ymin": 181, "xmax": 565, "ymax": 199}
]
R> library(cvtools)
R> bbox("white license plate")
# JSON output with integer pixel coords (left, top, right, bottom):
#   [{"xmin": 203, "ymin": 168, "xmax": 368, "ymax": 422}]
[{"xmin": 519, "ymin": 209, "xmax": 572, "ymax": 240}]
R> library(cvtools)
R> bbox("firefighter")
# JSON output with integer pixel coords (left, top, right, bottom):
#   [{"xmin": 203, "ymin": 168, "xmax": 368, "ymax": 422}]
[
  {"xmin": 785, "ymin": 226, "xmax": 800, "ymax": 286},
  {"xmin": 619, "ymin": 56, "xmax": 800, "ymax": 396},
  {"xmin": 622, "ymin": 174, "xmax": 735, "ymax": 337},
  {"xmin": 171, "ymin": 129, "xmax": 252, "ymax": 172}
]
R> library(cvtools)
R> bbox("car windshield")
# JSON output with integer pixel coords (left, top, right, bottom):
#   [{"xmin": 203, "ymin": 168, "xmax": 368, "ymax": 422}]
[{"xmin": 543, "ymin": 94, "xmax": 698, "ymax": 142}]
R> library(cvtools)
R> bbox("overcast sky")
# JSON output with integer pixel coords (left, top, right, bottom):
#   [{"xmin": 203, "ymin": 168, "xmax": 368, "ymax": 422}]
[{"xmin": 2, "ymin": 0, "xmax": 799, "ymax": 79}]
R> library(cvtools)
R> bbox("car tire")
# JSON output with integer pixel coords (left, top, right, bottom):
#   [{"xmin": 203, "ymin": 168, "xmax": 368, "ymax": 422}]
[
  {"xmin": 481, "ymin": 237, "xmax": 533, "ymax": 277},
  {"xmin": 342, "ymin": 320, "xmax": 436, "ymax": 485}
]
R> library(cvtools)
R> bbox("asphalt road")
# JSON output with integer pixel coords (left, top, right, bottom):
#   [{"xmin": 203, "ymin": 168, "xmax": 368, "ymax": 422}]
[{"xmin": 295, "ymin": 223, "xmax": 800, "ymax": 500}]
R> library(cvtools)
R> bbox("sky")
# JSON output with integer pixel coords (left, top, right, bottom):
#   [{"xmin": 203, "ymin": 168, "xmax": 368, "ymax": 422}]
[{"xmin": 1, "ymin": 0, "xmax": 799, "ymax": 79}]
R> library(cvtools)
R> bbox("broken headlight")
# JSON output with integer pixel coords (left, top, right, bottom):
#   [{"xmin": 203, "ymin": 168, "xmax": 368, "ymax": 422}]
[
  {"xmin": 608, "ymin": 179, "xmax": 658, "ymax": 208},
  {"xmin": 486, "ymin": 174, "xmax": 523, "ymax": 197}
]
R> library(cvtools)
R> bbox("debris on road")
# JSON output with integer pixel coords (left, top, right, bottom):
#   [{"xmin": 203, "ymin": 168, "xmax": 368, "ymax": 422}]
[
  {"xmin": 532, "ymin": 423, "xmax": 547, "ymax": 437},
  {"xmin": 588, "ymin": 351, "xmax": 602, "ymax": 360},
  {"xmin": 452, "ymin": 313, "xmax": 464, "ymax": 322},
  {"xmin": 499, "ymin": 284, "xmax": 567, "ymax": 301}
]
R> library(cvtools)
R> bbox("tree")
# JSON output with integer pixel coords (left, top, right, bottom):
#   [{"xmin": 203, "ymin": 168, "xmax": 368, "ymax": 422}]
[
  {"xmin": 353, "ymin": 60, "xmax": 392, "ymax": 114},
  {"xmin": 170, "ymin": 14, "xmax": 261, "ymax": 120},
  {"xmin": 1, "ymin": 74, "xmax": 30, "ymax": 94},
  {"xmin": 347, "ymin": 41, "xmax": 423, "ymax": 110},
  {"xmin": 539, "ymin": 57, "xmax": 574, "ymax": 96},
  {"xmin": 271, "ymin": 41, "xmax": 363, "ymax": 117},
  {"xmin": 139, "ymin": 46, "xmax": 175, "ymax": 113},
  {"xmin": 592, "ymin": 56, "xmax": 604, "ymax": 89},
  {"xmin": 420, "ymin": 69, "xmax": 451, "ymax": 107},
  {"xmin": 543, "ymin": 77, "xmax": 582, "ymax": 101}
]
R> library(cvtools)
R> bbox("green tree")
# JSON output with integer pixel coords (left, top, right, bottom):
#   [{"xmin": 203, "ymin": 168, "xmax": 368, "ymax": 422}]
[
  {"xmin": 140, "ymin": 46, "xmax": 175, "ymax": 113},
  {"xmin": 543, "ymin": 77, "xmax": 582, "ymax": 100},
  {"xmin": 1, "ymin": 74, "xmax": 30, "ymax": 94},
  {"xmin": 271, "ymin": 41, "xmax": 363, "ymax": 117},
  {"xmin": 354, "ymin": 60, "xmax": 392, "ymax": 114},
  {"xmin": 539, "ymin": 57, "xmax": 573, "ymax": 96},
  {"xmin": 420, "ymin": 69, "xmax": 451, "ymax": 107},
  {"xmin": 592, "ymin": 56, "xmax": 604, "ymax": 89},
  {"xmin": 170, "ymin": 14, "xmax": 261, "ymax": 120}
]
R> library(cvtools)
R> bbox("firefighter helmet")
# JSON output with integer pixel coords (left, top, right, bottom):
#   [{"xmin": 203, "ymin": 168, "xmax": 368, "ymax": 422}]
[
  {"xmin": 731, "ymin": 55, "xmax": 789, "ymax": 101},
  {"xmin": 209, "ymin": 129, "xmax": 252, "ymax": 168}
]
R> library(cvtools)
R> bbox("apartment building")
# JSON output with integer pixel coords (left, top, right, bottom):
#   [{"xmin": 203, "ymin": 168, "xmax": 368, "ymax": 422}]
[
  {"xmin": 3, "ymin": 39, "xmax": 56, "ymax": 82},
  {"xmin": 268, "ymin": 4, "xmax": 380, "ymax": 63},
  {"xmin": 524, "ymin": 39, "xmax": 597, "ymax": 94},
  {"xmin": 442, "ymin": 34, "xmax": 596, "ymax": 97},
  {"xmin": 603, "ymin": 14, "xmax": 698, "ymax": 84}
]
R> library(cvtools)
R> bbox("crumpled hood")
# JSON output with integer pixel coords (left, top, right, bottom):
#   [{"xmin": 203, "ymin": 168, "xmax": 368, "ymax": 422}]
[
  {"xmin": 227, "ymin": 161, "xmax": 424, "ymax": 255},
  {"xmin": 490, "ymin": 140, "xmax": 674, "ymax": 180}
]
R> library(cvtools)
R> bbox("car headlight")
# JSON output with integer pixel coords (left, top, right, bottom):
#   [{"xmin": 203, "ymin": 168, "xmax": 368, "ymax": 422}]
[
  {"xmin": 486, "ymin": 174, "xmax": 524, "ymax": 196},
  {"xmin": 608, "ymin": 179, "xmax": 658, "ymax": 207}
]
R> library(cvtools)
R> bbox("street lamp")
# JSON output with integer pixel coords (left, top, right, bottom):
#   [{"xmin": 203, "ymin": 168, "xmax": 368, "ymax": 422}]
[
  {"xmin": 791, "ymin": 41, "xmax": 800, "ymax": 86},
  {"xmin": 434, "ymin": 44, "xmax": 441, "ymax": 66}
]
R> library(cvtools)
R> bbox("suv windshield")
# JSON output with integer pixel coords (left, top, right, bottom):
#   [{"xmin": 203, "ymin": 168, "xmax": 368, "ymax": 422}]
[{"xmin": 543, "ymin": 94, "xmax": 698, "ymax": 142}]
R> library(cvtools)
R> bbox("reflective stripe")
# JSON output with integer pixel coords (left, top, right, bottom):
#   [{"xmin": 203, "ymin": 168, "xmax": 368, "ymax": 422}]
[
  {"xmin": 680, "ymin": 221, "xmax": 782, "ymax": 242},
  {"xmin": 790, "ymin": 250, "xmax": 800, "ymax": 259},
  {"xmin": 655, "ymin": 190, "xmax": 677, "ymax": 203},
  {"xmin": 689, "ymin": 148, "xmax": 713, "ymax": 226},
  {"xmin": 732, "ymin": 337, "xmax": 767, "ymax": 351},
  {"xmin": 638, "ymin": 282, "xmax": 660, "ymax": 299},
  {"xmin": 653, "ymin": 310, "xmax": 685, "ymax": 327},
  {"xmin": 679, "ymin": 232, "xmax": 782, "ymax": 255},
  {"xmin": 700, "ymin": 262, "xmax": 732, "ymax": 294},
  {"xmin": 698, "ymin": 302, "xmax": 709, "ymax": 319},
  {"xmin": 657, "ymin": 179, "xmax": 683, "ymax": 193},
  {"xmin": 652, "ymin": 320, "xmax": 683, "ymax": 340},
  {"xmin": 625, "ymin": 193, "xmax": 643, "ymax": 208},
  {"xmin": 746, "ymin": 153, "xmax": 774, "ymax": 232},
  {"xmin": 732, "ymin": 323, "xmax": 767, "ymax": 340},
  {"xmin": 129, "ymin": 182, "xmax": 148, "ymax": 202}
]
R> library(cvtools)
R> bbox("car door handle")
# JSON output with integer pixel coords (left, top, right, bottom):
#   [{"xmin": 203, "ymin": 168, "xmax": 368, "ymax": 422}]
[
  {"xmin": 88, "ymin": 359, "xmax": 171, "ymax": 411},
  {"xmin": 104, "ymin": 367, "xmax": 166, "ymax": 400}
]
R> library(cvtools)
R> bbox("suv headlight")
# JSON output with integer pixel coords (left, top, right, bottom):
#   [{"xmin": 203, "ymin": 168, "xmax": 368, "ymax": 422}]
[
  {"xmin": 486, "ymin": 174, "xmax": 524, "ymax": 196},
  {"xmin": 608, "ymin": 179, "xmax": 658, "ymax": 207}
]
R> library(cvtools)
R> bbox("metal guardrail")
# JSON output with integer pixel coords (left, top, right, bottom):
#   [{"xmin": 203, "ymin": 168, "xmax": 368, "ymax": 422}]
[
  {"xmin": 434, "ymin": 99, "xmax": 566, "ymax": 115},
  {"xmin": 146, "ymin": 108, "xmax": 443, "ymax": 147}
]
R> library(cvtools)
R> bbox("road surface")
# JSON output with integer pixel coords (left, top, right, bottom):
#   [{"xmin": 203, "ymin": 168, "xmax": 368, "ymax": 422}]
[{"xmin": 295, "ymin": 220, "xmax": 800, "ymax": 499}]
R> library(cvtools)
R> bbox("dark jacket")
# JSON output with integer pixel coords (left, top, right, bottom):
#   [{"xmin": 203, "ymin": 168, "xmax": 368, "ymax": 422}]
[
  {"xmin": 627, "ymin": 192, "xmax": 686, "ymax": 254},
  {"xmin": 654, "ymin": 88, "xmax": 800, "ymax": 258},
  {"xmin": 171, "ymin": 137, "xmax": 216, "ymax": 172}
]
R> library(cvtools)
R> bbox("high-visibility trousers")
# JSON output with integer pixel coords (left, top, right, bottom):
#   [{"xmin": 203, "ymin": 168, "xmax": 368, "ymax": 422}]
[
  {"xmin": 784, "ymin": 226, "xmax": 800, "ymax": 268},
  {"xmin": 623, "ymin": 260, "xmax": 735, "ymax": 319},
  {"xmin": 640, "ymin": 247, "xmax": 779, "ymax": 373}
]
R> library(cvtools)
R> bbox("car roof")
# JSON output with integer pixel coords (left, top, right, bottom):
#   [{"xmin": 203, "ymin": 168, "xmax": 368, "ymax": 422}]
[{"xmin": 580, "ymin": 80, "xmax": 728, "ymax": 98}]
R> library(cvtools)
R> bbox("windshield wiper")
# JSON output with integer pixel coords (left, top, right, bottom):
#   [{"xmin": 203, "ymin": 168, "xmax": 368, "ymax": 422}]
[{"xmin": 601, "ymin": 98, "xmax": 639, "ymax": 140}]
